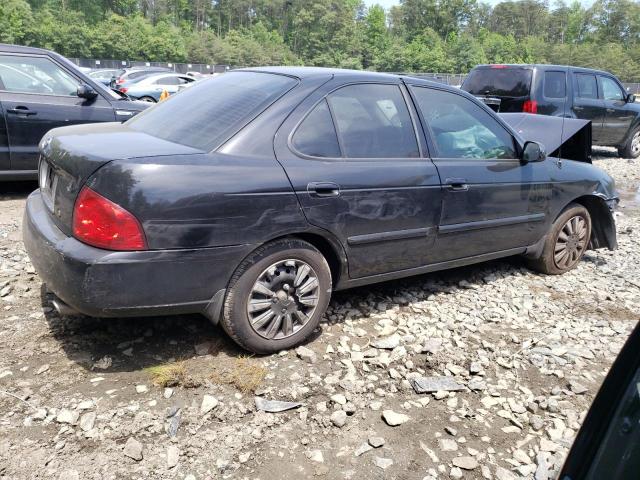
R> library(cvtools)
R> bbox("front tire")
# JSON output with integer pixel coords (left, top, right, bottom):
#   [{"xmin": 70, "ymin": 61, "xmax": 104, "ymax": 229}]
[
  {"xmin": 221, "ymin": 239, "xmax": 332, "ymax": 354},
  {"xmin": 618, "ymin": 127, "xmax": 640, "ymax": 159},
  {"xmin": 528, "ymin": 203, "xmax": 591, "ymax": 275},
  {"xmin": 138, "ymin": 96, "xmax": 157, "ymax": 103}
]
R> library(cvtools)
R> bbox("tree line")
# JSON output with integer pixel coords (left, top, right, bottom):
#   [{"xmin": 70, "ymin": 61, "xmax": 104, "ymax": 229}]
[{"xmin": 2, "ymin": 0, "xmax": 640, "ymax": 81}]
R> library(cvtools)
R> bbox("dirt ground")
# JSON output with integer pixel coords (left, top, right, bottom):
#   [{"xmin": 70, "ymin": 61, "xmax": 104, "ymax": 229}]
[{"xmin": 0, "ymin": 149, "xmax": 639, "ymax": 480}]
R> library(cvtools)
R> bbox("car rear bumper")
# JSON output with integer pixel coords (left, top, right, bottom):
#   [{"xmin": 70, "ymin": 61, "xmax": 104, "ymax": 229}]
[{"xmin": 23, "ymin": 190, "xmax": 253, "ymax": 318}]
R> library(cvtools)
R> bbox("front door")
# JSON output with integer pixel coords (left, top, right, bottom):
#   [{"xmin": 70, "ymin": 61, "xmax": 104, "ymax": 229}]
[
  {"xmin": 598, "ymin": 75, "xmax": 635, "ymax": 146},
  {"xmin": 572, "ymin": 72, "xmax": 606, "ymax": 144},
  {"xmin": 0, "ymin": 53, "xmax": 115, "ymax": 172},
  {"xmin": 408, "ymin": 84, "xmax": 551, "ymax": 263},
  {"xmin": 275, "ymin": 80, "xmax": 442, "ymax": 279}
]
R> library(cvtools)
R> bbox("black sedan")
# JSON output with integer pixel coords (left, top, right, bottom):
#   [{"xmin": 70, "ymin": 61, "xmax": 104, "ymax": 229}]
[{"xmin": 23, "ymin": 67, "xmax": 618, "ymax": 353}]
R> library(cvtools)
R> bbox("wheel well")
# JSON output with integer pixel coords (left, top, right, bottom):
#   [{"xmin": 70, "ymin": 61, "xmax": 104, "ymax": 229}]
[
  {"xmin": 273, "ymin": 232, "xmax": 345, "ymax": 287},
  {"xmin": 572, "ymin": 195, "xmax": 617, "ymax": 250}
]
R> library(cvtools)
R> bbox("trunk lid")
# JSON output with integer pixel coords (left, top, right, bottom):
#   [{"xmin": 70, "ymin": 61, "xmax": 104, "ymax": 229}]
[{"xmin": 39, "ymin": 122, "xmax": 202, "ymax": 235}]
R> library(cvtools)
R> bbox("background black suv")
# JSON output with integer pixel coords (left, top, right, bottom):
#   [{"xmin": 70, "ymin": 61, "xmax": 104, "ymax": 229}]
[
  {"xmin": 461, "ymin": 64, "xmax": 640, "ymax": 158},
  {"xmin": 0, "ymin": 44, "xmax": 149, "ymax": 180}
]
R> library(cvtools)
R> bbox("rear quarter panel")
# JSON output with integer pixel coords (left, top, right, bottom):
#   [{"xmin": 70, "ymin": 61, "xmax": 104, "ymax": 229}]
[{"xmin": 86, "ymin": 153, "xmax": 308, "ymax": 250}]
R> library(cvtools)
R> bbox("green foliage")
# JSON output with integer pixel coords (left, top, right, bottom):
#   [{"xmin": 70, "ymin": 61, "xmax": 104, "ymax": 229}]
[{"xmin": 6, "ymin": 0, "xmax": 640, "ymax": 81}]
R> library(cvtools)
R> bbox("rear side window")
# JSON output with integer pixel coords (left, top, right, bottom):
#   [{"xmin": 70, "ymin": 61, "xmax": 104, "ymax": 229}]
[
  {"xmin": 292, "ymin": 100, "xmax": 341, "ymax": 158},
  {"xmin": 411, "ymin": 87, "xmax": 517, "ymax": 160},
  {"xmin": 576, "ymin": 74, "xmax": 598, "ymax": 99},
  {"xmin": 544, "ymin": 71, "xmax": 566, "ymax": 98},
  {"xmin": 462, "ymin": 67, "xmax": 532, "ymax": 97},
  {"xmin": 128, "ymin": 72, "xmax": 297, "ymax": 151},
  {"xmin": 326, "ymin": 84, "xmax": 419, "ymax": 158}
]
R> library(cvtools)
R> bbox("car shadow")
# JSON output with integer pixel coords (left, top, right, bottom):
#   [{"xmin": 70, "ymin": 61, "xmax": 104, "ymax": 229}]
[
  {"xmin": 0, "ymin": 181, "xmax": 37, "ymax": 199},
  {"xmin": 40, "ymin": 285, "xmax": 245, "ymax": 374},
  {"xmin": 40, "ymin": 254, "xmax": 551, "ymax": 373}
]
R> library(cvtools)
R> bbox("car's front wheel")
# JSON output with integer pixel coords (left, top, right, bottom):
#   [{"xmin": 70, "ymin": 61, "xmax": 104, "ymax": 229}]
[
  {"xmin": 619, "ymin": 127, "xmax": 640, "ymax": 159},
  {"xmin": 528, "ymin": 203, "xmax": 592, "ymax": 275},
  {"xmin": 221, "ymin": 238, "xmax": 332, "ymax": 353}
]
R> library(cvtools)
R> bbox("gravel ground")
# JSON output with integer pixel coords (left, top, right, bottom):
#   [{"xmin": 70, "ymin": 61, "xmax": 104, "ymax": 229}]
[{"xmin": 0, "ymin": 148, "xmax": 639, "ymax": 480}]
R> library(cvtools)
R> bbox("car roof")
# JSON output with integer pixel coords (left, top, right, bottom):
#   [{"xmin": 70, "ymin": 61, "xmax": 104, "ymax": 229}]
[
  {"xmin": 238, "ymin": 66, "xmax": 404, "ymax": 81},
  {"xmin": 472, "ymin": 64, "xmax": 615, "ymax": 76},
  {"xmin": 0, "ymin": 43, "xmax": 54, "ymax": 55}
]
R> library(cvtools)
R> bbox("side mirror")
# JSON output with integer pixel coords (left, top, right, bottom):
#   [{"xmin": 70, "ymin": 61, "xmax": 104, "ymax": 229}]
[
  {"xmin": 77, "ymin": 84, "xmax": 97, "ymax": 100},
  {"xmin": 522, "ymin": 141, "xmax": 546, "ymax": 163},
  {"xmin": 627, "ymin": 93, "xmax": 636, "ymax": 103}
]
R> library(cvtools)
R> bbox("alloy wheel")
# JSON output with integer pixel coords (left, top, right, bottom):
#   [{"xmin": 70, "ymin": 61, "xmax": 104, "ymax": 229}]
[
  {"xmin": 246, "ymin": 259, "xmax": 320, "ymax": 340},
  {"xmin": 553, "ymin": 215, "xmax": 588, "ymax": 269},
  {"xmin": 632, "ymin": 131, "xmax": 640, "ymax": 157}
]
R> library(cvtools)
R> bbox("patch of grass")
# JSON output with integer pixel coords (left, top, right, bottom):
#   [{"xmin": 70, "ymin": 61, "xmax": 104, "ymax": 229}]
[
  {"xmin": 145, "ymin": 361, "xmax": 188, "ymax": 388},
  {"xmin": 210, "ymin": 356, "xmax": 267, "ymax": 393}
]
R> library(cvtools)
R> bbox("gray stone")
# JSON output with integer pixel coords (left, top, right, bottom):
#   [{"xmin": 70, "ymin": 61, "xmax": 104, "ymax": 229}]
[
  {"xmin": 452, "ymin": 456, "xmax": 478, "ymax": 470},
  {"xmin": 382, "ymin": 409, "xmax": 409, "ymax": 426},
  {"xmin": 372, "ymin": 335, "xmax": 401, "ymax": 350},
  {"xmin": 410, "ymin": 376, "xmax": 464, "ymax": 394},
  {"xmin": 79, "ymin": 412, "xmax": 96, "ymax": 432},
  {"xmin": 330, "ymin": 410, "xmax": 348, "ymax": 428},
  {"xmin": 167, "ymin": 445, "xmax": 180, "ymax": 468},
  {"xmin": 374, "ymin": 457, "xmax": 394, "ymax": 469},
  {"xmin": 123, "ymin": 437, "xmax": 143, "ymax": 461},
  {"xmin": 201, "ymin": 394, "xmax": 219, "ymax": 414},
  {"xmin": 254, "ymin": 397, "xmax": 302, "ymax": 412},
  {"xmin": 368, "ymin": 436, "xmax": 385, "ymax": 448},
  {"xmin": 296, "ymin": 346, "xmax": 317, "ymax": 364}
]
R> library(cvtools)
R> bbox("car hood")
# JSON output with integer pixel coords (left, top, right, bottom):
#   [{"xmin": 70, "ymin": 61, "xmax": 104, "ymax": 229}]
[{"xmin": 500, "ymin": 113, "xmax": 592, "ymax": 163}]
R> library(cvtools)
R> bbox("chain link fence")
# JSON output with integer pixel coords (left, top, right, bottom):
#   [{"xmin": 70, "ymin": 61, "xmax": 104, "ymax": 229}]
[{"xmin": 69, "ymin": 59, "xmax": 640, "ymax": 93}]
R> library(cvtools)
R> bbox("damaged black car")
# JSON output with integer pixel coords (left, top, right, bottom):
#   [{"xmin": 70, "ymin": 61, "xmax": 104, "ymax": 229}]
[{"xmin": 23, "ymin": 67, "xmax": 618, "ymax": 353}]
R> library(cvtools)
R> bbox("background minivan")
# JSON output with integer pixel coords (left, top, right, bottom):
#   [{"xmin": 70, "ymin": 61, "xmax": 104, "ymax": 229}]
[{"xmin": 461, "ymin": 64, "xmax": 640, "ymax": 158}]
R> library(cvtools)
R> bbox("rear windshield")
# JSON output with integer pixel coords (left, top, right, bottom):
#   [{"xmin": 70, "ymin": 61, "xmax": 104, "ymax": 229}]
[
  {"xmin": 462, "ymin": 67, "xmax": 532, "ymax": 97},
  {"xmin": 127, "ymin": 71, "xmax": 297, "ymax": 151}
]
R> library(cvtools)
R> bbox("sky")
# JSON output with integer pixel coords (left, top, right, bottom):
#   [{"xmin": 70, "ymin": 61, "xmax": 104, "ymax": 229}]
[{"xmin": 363, "ymin": 0, "xmax": 594, "ymax": 7}]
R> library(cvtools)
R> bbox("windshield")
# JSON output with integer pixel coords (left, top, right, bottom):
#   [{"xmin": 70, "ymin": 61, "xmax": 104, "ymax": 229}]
[
  {"xmin": 462, "ymin": 67, "xmax": 533, "ymax": 97},
  {"xmin": 127, "ymin": 71, "xmax": 298, "ymax": 151}
]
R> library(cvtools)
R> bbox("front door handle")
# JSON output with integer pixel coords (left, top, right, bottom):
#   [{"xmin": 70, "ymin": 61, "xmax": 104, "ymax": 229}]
[
  {"xmin": 308, "ymin": 182, "xmax": 340, "ymax": 197},
  {"xmin": 7, "ymin": 106, "xmax": 37, "ymax": 116},
  {"xmin": 444, "ymin": 178, "xmax": 469, "ymax": 192}
]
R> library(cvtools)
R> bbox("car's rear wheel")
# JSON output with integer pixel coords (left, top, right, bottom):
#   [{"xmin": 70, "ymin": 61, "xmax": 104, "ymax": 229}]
[
  {"xmin": 528, "ymin": 203, "xmax": 591, "ymax": 275},
  {"xmin": 138, "ymin": 96, "xmax": 157, "ymax": 103},
  {"xmin": 619, "ymin": 127, "xmax": 640, "ymax": 158},
  {"xmin": 221, "ymin": 238, "xmax": 331, "ymax": 353}
]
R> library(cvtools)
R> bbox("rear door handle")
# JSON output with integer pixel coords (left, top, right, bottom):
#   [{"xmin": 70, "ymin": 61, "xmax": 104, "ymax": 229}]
[
  {"xmin": 7, "ymin": 106, "xmax": 37, "ymax": 116},
  {"xmin": 308, "ymin": 182, "xmax": 340, "ymax": 197},
  {"xmin": 444, "ymin": 178, "xmax": 468, "ymax": 192}
]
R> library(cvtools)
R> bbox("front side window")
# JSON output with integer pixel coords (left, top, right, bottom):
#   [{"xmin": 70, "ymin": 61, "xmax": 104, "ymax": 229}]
[
  {"xmin": 544, "ymin": 71, "xmax": 566, "ymax": 98},
  {"xmin": 576, "ymin": 74, "xmax": 598, "ymax": 99},
  {"xmin": 0, "ymin": 55, "xmax": 79, "ymax": 96},
  {"xmin": 411, "ymin": 87, "xmax": 517, "ymax": 160},
  {"xmin": 599, "ymin": 76, "xmax": 625, "ymax": 101},
  {"xmin": 128, "ymin": 71, "xmax": 297, "ymax": 151},
  {"xmin": 326, "ymin": 84, "xmax": 419, "ymax": 158},
  {"xmin": 292, "ymin": 100, "xmax": 341, "ymax": 158}
]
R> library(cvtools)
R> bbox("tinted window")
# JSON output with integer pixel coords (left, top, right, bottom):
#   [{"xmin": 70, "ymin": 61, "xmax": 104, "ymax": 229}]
[
  {"xmin": 576, "ymin": 74, "xmax": 598, "ymax": 99},
  {"xmin": 327, "ymin": 84, "xmax": 419, "ymax": 158},
  {"xmin": 128, "ymin": 72, "xmax": 297, "ymax": 151},
  {"xmin": 599, "ymin": 76, "xmax": 624, "ymax": 101},
  {"xmin": 0, "ymin": 55, "xmax": 79, "ymax": 96},
  {"xmin": 462, "ymin": 67, "xmax": 532, "ymax": 97},
  {"xmin": 155, "ymin": 76, "xmax": 180, "ymax": 85},
  {"xmin": 544, "ymin": 71, "xmax": 566, "ymax": 98},
  {"xmin": 411, "ymin": 87, "xmax": 517, "ymax": 159},
  {"xmin": 292, "ymin": 100, "xmax": 341, "ymax": 157}
]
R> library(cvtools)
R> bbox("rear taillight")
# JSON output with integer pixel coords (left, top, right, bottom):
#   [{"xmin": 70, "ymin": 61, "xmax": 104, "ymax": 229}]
[
  {"xmin": 116, "ymin": 77, "xmax": 124, "ymax": 84},
  {"xmin": 490, "ymin": 64, "xmax": 507, "ymax": 69},
  {"xmin": 73, "ymin": 187, "xmax": 147, "ymax": 251},
  {"xmin": 119, "ymin": 87, "xmax": 128, "ymax": 93},
  {"xmin": 523, "ymin": 100, "xmax": 538, "ymax": 114}
]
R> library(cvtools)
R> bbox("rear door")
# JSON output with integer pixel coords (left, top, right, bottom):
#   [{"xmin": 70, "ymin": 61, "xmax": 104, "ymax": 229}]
[
  {"xmin": 571, "ymin": 71, "xmax": 606, "ymax": 143},
  {"xmin": 0, "ymin": 53, "xmax": 116, "ymax": 172},
  {"xmin": 275, "ymin": 79, "xmax": 443, "ymax": 279},
  {"xmin": 538, "ymin": 69, "xmax": 568, "ymax": 117},
  {"xmin": 408, "ymin": 85, "xmax": 551, "ymax": 262},
  {"xmin": 598, "ymin": 74, "xmax": 635, "ymax": 146}
]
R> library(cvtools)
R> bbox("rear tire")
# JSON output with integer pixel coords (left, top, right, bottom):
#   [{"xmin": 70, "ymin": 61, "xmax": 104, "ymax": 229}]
[
  {"xmin": 221, "ymin": 238, "xmax": 332, "ymax": 354},
  {"xmin": 527, "ymin": 203, "xmax": 591, "ymax": 275},
  {"xmin": 138, "ymin": 96, "xmax": 157, "ymax": 103},
  {"xmin": 618, "ymin": 127, "xmax": 640, "ymax": 158}
]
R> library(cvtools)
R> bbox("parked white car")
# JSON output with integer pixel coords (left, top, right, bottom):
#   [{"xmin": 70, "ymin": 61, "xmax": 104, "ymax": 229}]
[{"xmin": 119, "ymin": 73, "xmax": 196, "ymax": 102}]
